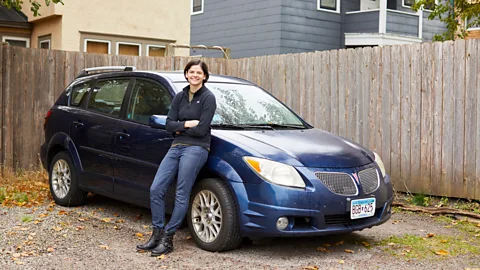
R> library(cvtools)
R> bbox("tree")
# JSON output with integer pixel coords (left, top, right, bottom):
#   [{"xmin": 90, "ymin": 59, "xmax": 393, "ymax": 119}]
[
  {"xmin": 411, "ymin": 0, "xmax": 480, "ymax": 41},
  {"xmin": 1, "ymin": 0, "xmax": 63, "ymax": 17}
]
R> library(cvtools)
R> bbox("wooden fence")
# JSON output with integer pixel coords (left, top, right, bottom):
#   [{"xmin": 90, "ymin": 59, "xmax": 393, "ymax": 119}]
[{"xmin": 1, "ymin": 39, "xmax": 479, "ymax": 200}]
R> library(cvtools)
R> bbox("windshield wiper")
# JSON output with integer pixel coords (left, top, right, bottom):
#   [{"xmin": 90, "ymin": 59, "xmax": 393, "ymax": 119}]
[
  {"xmin": 254, "ymin": 123, "xmax": 306, "ymax": 129},
  {"xmin": 211, "ymin": 124, "xmax": 273, "ymax": 130}
]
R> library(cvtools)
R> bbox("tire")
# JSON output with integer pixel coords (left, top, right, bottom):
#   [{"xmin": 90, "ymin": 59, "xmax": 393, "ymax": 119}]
[
  {"xmin": 49, "ymin": 151, "xmax": 87, "ymax": 206},
  {"xmin": 187, "ymin": 178, "xmax": 243, "ymax": 252}
]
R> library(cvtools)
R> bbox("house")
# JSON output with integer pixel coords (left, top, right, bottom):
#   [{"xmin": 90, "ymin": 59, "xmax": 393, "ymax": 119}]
[
  {"xmin": 0, "ymin": 6, "xmax": 32, "ymax": 47},
  {"xmin": 190, "ymin": 0, "xmax": 446, "ymax": 58},
  {"xmin": 15, "ymin": 0, "xmax": 191, "ymax": 56}
]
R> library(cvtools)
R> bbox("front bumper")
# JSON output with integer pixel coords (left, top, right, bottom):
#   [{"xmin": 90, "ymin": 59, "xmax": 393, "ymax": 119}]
[{"xmin": 233, "ymin": 173, "xmax": 394, "ymax": 238}]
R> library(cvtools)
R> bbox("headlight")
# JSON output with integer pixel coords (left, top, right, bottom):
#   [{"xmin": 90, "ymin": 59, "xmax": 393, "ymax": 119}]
[
  {"xmin": 374, "ymin": 152, "xmax": 386, "ymax": 178},
  {"xmin": 243, "ymin": 157, "xmax": 306, "ymax": 188}
]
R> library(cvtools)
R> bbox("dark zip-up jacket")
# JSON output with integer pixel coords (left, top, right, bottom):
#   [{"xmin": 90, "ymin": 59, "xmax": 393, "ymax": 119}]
[{"xmin": 166, "ymin": 85, "xmax": 216, "ymax": 150}]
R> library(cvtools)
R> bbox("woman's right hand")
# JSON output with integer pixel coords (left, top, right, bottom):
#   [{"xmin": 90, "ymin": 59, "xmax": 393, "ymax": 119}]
[{"xmin": 184, "ymin": 120, "xmax": 199, "ymax": 128}]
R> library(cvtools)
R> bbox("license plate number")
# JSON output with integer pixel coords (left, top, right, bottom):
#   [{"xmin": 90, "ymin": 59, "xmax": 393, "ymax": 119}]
[{"xmin": 350, "ymin": 198, "xmax": 376, "ymax": 219}]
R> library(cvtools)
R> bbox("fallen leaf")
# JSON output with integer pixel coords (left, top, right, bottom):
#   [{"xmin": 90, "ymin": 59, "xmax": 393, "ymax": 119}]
[
  {"xmin": 323, "ymin": 243, "xmax": 331, "ymax": 247},
  {"xmin": 361, "ymin": 241, "xmax": 370, "ymax": 247},
  {"xmin": 113, "ymin": 213, "xmax": 120, "ymax": 217},
  {"xmin": 47, "ymin": 247, "xmax": 54, "ymax": 253},
  {"xmin": 13, "ymin": 253, "xmax": 21, "ymax": 258},
  {"xmin": 157, "ymin": 254, "xmax": 166, "ymax": 260},
  {"xmin": 345, "ymin": 249, "xmax": 355, "ymax": 254},
  {"xmin": 135, "ymin": 214, "xmax": 143, "ymax": 221},
  {"xmin": 434, "ymin": 250, "xmax": 449, "ymax": 256},
  {"xmin": 441, "ymin": 239, "xmax": 448, "ymax": 243},
  {"xmin": 28, "ymin": 235, "xmax": 33, "ymax": 240},
  {"xmin": 426, "ymin": 233, "xmax": 435, "ymax": 238},
  {"xmin": 186, "ymin": 236, "xmax": 192, "ymax": 240},
  {"xmin": 75, "ymin": 226, "xmax": 84, "ymax": 231},
  {"xmin": 101, "ymin": 218, "xmax": 112, "ymax": 223},
  {"xmin": 477, "ymin": 224, "xmax": 480, "ymax": 228},
  {"xmin": 316, "ymin": 247, "xmax": 329, "ymax": 252},
  {"xmin": 62, "ymin": 234, "xmax": 67, "ymax": 238},
  {"xmin": 57, "ymin": 210, "xmax": 68, "ymax": 215},
  {"xmin": 116, "ymin": 219, "xmax": 125, "ymax": 224},
  {"xmin": 15, "ymin": 261, "xmax": 25, "ymax": 265},
  {"xmin": 51, "ymin": 226, "xmax": 62, "ymax": 232},
  {"xmin": 302, "ymin": 266, "xmax": 319, "ymax": 270},
  {"xmin": 387, "ymin": 242, "xmax": 396, "ymax": 246},
  {"xmin": 335, "ymin": 240, "xmax": 345, "ymax": 246},
  {"xmin": 99, "ymin": 245, "xmax": 110, "ymax": 250},
  {"xmin": 16, "ymin": 245, "xmax": 22, "ymax": 251},
  {"xmin": 39, "ymin": 213, "xmax": 48, "ymax": 218},
  {"xmin": 136, "ymin": 250, "xmax": 146, "ymax": 253},
  {"xmin": 135, "ymin": 233, "xmax": 144, "ymax": 238},
  {"xmin": 34, "ymin": 220, "xmax": 43, "ymax": 224},
  {"xmin": 29, "ymin": 233, "xmax": 36, "ymax": 236},
  {"xmin": 113, "ymin": 226, "xmax": 119, "ymax": 230},
  {"xmin": 143, "ymin": 225, "xmax": 149, "ymax": 229},
  {"xmin": 339, "ymin": 260, "xmax": 345, "ymax": 264}
]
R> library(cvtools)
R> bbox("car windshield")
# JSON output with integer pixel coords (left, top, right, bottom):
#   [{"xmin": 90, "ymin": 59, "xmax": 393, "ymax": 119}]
[{"xmin": 174, "ymin": 82, "xmax": 306, "ymax": 128}]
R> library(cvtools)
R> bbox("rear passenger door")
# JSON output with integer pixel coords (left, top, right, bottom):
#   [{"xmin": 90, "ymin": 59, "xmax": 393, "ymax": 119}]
[
  {"xmin": 69, "ymin": 78, "xmax": 132, "ymax": 193},
  {"xmin": 113, "ymin": 78, "xmax": 174, "ymax": 203}
]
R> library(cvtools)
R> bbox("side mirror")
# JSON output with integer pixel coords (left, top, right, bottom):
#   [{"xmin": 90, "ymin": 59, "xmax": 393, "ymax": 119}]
[{"xmin": 149, "ymin": 115, "xmax": 167, "ymax": 129}]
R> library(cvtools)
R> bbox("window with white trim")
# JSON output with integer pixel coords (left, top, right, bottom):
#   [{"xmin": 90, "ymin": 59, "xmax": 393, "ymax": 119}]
[
  {"xmin": 2, "ymin": 36, "xmax": 30, "ymax": 47},
  {"xmin": 403, "ymin": 0, "xmax": 438, "ymax": 11},
  {"xmin": 191, "ymin": 0, "xmax": 204, "ymax": 15},
  {"xmin": 39, "ymin": 34, "xmax": 51, "ymax": 49},
  {"xmin": 317, "ymin": 0, "xmax": 340, "ymax": 13},
  {"xmin": 117, "ymin": 42, "xmax": 141, "ymax": 56},
  {"xmin": 466, "ymin": 17, "xmax": 480, "ymax": 30},
  {"xmin": 85, "ymin": 39, "xmax": 111, "ymax": 54},
  {"xmin": 147, "ymin": 45, "xmax": 166, "ymax": 57}
]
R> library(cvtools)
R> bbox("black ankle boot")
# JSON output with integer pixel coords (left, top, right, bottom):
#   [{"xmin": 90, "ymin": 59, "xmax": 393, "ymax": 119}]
[
  {"xmin": 136, "ymin": 228, "xmax": 163, "ymax": 251},
  {"xmin": 151, "ymin": 233, "xmax": 174, "ymax": 257}
]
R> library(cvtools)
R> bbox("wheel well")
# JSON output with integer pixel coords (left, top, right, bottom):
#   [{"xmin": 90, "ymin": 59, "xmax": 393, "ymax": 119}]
[{"xmin": 47, "ymin": 145, "xmax": 66, "ymax": 170}]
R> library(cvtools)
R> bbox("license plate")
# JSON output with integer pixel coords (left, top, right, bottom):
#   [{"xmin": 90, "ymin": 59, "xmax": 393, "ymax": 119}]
[{"xmin": 350, "ymin": 198, "xmax": 376, "ymax": 219}]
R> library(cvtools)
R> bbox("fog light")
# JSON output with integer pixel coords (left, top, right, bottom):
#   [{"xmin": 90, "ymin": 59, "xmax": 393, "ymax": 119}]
[{"xmin": 276, "ymin": 217, "xmax": 289, "ymax": 230}]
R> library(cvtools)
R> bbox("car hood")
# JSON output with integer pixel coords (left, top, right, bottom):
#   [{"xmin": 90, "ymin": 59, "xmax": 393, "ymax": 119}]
[{"xmin": 213, "ymin": 128, "xmax": 373, "ymax": 168}]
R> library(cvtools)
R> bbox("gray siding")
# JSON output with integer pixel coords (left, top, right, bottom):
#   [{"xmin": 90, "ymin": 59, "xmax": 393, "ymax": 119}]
[
  {"xmin": 345, "ymin": 11, "xmax": 379, "ymax": 33},
  {"xmin": 280, "ymin": 0, "xmax": 342, "ymax": 54},
  {"xmin": 190, "ymin": 0, "xmax": 282, "ymax": 58},
  {"xmin": 344, "ymin": 0, "xmax": 360, "ymax": 12},
  {"xmin": 386, "ymin": 11, "xmax": 419, "ymax": 36},
  {"xmin": 422, "ymin": 12, "xmax": 446, "ymax": 41}
]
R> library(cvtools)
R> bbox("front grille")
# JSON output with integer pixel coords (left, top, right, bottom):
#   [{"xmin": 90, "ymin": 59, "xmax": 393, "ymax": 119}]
[
  {"xmin": 315, "ymin": 172, "xmax": 357, "ymax": 196},
  {"xmin": 358, "ymin": 168, "xmax": 380, "ymax": 194}
]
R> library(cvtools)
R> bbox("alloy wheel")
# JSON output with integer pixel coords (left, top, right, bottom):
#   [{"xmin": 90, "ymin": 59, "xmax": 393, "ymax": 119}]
[
  {"xmin": 51, "ymin": 159, "xmax": 71, "ymax": 199},
  {"xmin": 191, "ymin": 190, "xmax": 222, "ymax": 243}
]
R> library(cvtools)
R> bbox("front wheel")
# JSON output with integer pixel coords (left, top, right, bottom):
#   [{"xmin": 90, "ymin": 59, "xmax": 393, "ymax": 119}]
[
  {"xmin": 187, "ymin": 178, "xmax": 243, "ymax": 252},
  {"xmin": 49, "ymin": 151, "xmax": 87, "ymax": 206}
]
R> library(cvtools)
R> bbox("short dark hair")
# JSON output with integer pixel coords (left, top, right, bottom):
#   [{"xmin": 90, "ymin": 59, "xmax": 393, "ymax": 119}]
[{"xmin": 184, "ymin": 59, "xmax": 209, "ymax": 84}]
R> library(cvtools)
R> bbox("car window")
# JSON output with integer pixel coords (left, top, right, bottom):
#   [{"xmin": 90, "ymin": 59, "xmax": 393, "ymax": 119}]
[
  {"xmin": 126, "ymin": 79, "xmax": 172, "ymax": 125},
  {"xmin": 87, "ymin": 79, "xmax": 130, "ymax": 117},
  {"xmin": 70, "ymin": 83, "xmax": 90, "ymax": 107}
]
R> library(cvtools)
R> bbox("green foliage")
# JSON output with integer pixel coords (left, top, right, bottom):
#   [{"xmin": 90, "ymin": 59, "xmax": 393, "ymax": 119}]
[
  {"xmin": 13, "ymin": 192, "xmax": 29, "ymax": 203},
  {"xmin": 0, "ymin": 0, "xmax": 64, "ymax": 17},
  {"xmin": 411, "ymin": 0, "xmax": 480, "ymax": 41},
  {"xmin": 21, "ymin": 215, "xmax": 33, "ymax": 223},
  {"xmin": 0, "ymin": 187, "xmax": 6, "ymax": 203},
  {"xmin": 410, "ymin": 193, "xmax": 431, "ymax": 206}
]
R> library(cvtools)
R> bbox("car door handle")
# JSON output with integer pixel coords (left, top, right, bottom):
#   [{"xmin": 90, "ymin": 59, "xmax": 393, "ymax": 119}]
[
  {"xmin": 116, "ymin": 131, "xmax": 130, "ymax": 139},
  {"xmin": 73, "ymin": 121, "xmax": 83, "ymax": 128}
]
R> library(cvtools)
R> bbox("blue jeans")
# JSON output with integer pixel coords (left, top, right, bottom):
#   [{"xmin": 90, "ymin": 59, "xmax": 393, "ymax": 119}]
[{"xmin": 150, "ymin": 145, "xmax": 208, "ymax": 235}]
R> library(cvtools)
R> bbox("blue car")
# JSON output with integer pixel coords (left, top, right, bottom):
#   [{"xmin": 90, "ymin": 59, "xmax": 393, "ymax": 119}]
[{"xmin": 41, "ymin": 66, "xmax": 393, "ymax": 252}]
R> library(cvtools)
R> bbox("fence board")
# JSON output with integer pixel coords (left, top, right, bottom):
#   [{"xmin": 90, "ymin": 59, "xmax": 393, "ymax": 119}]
[
  {"xmin": 346, "ymin": 49, "xmax": 356, "ymax": 141},
  {"xmin": 0, "ymin": 45, "xmax": 3, "ymax": 167},
  {"xmin": 329, "ymin": 50, "xmax": 338, "ymax": 135},
  {"xmin": 3, "ymin": 46, "xmax": 12, "ymax": 168},
  {"xmin": 320, "ymin": 52, "xmax": 331, "ymax": 131},
  {"xmin": 442, "ymin": 41, "xmax": 455, "ymax": 196},
  {"xmin": 362, "ymin": 47, "xmax": 372, "ymax": 149},
  {"xmin": 305, "ymin": 53, "xmax": 314, "ymax": 124},
  {"xmin": 431, "ymin": 42, "xmax": 444, "ymax": 196},
  {"xmin": 25, "ymin": 49, "xmax": 35, "ymax": 166},
  {"xmin": 277, "ymin": 55, "xmax": 286, "ymax": 104},
  {"xmin": 12, "ymin": 47, "xmax": 22, "ymax": 168},
  {"xmin": 420, "ymin": 42, "xmax": 433, "ymax": 194},
  {"xmin": 285, "ymin": 55, "xmax": 294, "ymax": 110},
  {"xmin": 400, "ymin": 45, "xmax": 412, "ymax": 193},
  {"xmin": 354, "ymin": 48, "xmax": 363, "ymax": 145},
  {"xmin": 299, "ymin": 53, "xmax": 307, "ymax": 119},
  {"xmin": 381, "ymin": 46, "xmax": 392, "ymax": 181},
  {"xmin": 391, "ymin": 45, "xmax": 401, "ymax": 189},
  {"xmin": 338, "ymin": 49, "xmax": 347, "ymax": 138},
  {"xmin": 476, "ymin": 42, "xmax": 480, "ymax": 200},
  {"xmin": 410, "ymin": 44, "xmax": 422, "ymax": 193},
  {"xmin": 453, "ymin": 40, "xmax": 466, "ymax": 198},
  {"xmin": 372, "ymin": 46, "xmax": 382, "ymax": 155},
  {"xmin": 465, "ymin": 39, "xmax": 478, "ymax": 199}
]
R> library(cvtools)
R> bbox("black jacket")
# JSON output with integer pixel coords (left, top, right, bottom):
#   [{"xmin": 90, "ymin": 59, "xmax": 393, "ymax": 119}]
[{"xmin": 166, "ymin": 85, "xmax": 216, "ymax": 150}]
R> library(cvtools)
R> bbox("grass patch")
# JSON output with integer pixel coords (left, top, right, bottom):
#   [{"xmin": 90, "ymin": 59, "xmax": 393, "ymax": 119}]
[
  {"xmin": 434, "ymin": 216, "xmax": 480, "ymax": 236},
  {"xmin": 0, "ymin": 166, "xmax": 51, "ymax": 207},
  {"xmin": 379, "ymin": 233, "xmax": 480, "ymax": 259},
  {"xmin": 409, "ymin": 194, "xmax": 431, "ymax": 207}
]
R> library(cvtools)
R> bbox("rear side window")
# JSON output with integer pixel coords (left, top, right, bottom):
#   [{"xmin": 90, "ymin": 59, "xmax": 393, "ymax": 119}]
[
  {"xmin": 70, "ymin": 83, "xmax": 90, "ymax": 107},
  {"xmin": 87, "ymin": 79, "xmax": 130, "ymax": 117},
  {"xmin": 126, "ymin": 79, "xmax": 172, "ymax": 125}
]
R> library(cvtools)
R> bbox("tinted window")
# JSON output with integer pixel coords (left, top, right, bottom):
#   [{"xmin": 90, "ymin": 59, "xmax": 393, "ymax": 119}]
[
  {"xmin": 88, "ymin": 79, "xmax": 130, "ymax": 116},
  {"xmin": 127, "ymin": 79, "xmax": 172, "ymax": 125},
  {"xmin": 70, "ymin": 83, "xmax": 90, "ymax": 107}
]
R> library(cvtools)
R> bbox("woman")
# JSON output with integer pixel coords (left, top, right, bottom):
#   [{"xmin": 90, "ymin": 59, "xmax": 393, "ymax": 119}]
[{"xmin": 137, "ymin": 60, "xmax": 217, "ymax": 256}]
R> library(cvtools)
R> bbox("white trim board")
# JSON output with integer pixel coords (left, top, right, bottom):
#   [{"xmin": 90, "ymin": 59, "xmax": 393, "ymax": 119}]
[{"xmin": 345, "ymin": 33, "xmax": 422, "ymax": 46}]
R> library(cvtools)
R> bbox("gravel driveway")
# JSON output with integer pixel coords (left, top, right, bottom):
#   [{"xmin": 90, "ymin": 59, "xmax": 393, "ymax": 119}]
[{"xmin": 1, "ymin": 195, "xmax": 479, "ymax": 270}]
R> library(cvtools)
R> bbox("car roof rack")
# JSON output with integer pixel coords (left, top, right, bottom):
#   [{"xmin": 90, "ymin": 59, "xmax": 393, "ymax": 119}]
[{"xmin": 76, "ymin": 66, "xmax": 136, "ymax": 78}]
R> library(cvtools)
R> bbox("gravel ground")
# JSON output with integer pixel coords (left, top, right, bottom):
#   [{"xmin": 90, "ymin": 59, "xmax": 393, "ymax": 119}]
[{"xmin": 1, "ymin": 196, "xmax": 479, "ymax": 270}]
